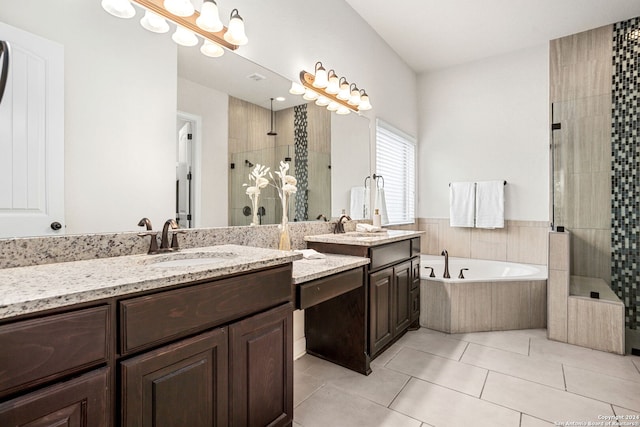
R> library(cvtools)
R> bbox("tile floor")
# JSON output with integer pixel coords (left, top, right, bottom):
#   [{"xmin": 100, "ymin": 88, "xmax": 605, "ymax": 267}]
[{"xmin": 293, "ymin": 328, "xmax": 640, "ymax": 427}]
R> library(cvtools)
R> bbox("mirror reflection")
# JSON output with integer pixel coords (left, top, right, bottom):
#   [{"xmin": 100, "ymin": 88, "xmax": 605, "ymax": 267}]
[{"xmin": 0, "ymin": 0, "xmax": 371, "ymax": 239}]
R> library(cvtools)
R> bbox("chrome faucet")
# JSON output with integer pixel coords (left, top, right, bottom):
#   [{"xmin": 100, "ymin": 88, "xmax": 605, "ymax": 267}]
[
  {"xmin": 441, "ymin": 249, "xmax": 450, "ymax": 278},
  {"xmin": 333, "ymin": 214, "xmax": 351, "ymax": 234},
  {"xmin": 316, "ymin": 214, "xmax": 328, "ymax": 222},
  {"xmin": 160, "ymin": 219, "xmax": 179, "ymax": 251}
]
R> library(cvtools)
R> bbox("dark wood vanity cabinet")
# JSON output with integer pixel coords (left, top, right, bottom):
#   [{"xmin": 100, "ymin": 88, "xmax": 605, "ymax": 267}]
[
  {"xmin": 0, "ymin": 264, "xmax": 294, "ymax": 427},
  {"xmin": 307, "ymin": 237, "xmax": 421, "ymax": 360}
]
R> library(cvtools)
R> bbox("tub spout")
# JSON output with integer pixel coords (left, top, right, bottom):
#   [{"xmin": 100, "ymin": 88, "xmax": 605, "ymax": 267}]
[{"xmin": 441, "ymin": 250, "xmax": 450, "ymax": 279}]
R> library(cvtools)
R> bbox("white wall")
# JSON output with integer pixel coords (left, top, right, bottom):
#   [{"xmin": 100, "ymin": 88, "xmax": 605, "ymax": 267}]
[
  {"xmin": 177, "ymin": 78, "xmax": 229, "ymax": 227},
  {"xmin": 417, "ymin": 44, "xmax": 550, "ymax": 221},
  {"xmin": 0, "ymin": 0, "xmax": 177, "ymax": 234}
]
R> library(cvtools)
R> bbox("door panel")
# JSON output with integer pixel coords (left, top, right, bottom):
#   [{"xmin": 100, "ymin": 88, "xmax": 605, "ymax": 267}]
[
  {"xmin": 369, "ymin": 267, "xmax": 393, "ymax": 356},
  {"xmin": 0, "ymin": 22, "xmax": 64, "ymax": 237},
  {"xmin": 394, "ymin": 261, "xmax": 412, "ymax": 335}
]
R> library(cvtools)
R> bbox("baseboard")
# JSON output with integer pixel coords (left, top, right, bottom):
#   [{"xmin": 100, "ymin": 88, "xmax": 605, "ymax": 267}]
[{"xmin": 294, "ymin": 337, "xmax": 307, "ymax": 360}]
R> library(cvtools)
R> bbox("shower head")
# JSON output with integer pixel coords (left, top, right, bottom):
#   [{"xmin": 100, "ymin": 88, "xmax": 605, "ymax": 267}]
[{"xmin": 245, "ymin": 160, "xmax": 254, "ymax": 167}]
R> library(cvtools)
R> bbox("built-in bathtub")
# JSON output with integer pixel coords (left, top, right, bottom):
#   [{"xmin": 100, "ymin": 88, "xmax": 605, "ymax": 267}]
[{"xmin": 420, "ymin": 255, "xmax": 548, "ymax": 333}]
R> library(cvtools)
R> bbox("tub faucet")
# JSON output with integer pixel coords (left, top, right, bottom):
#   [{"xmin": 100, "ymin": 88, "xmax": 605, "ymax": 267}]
[
  {"xmin": 441, "ymin": 250, "xmax": 450, "ymax": 279},
  {"xmin": 160, "ymin": 219, "xmax": 178, "ymax": 251},
  {"xmin": 333, "ymin": 214, "xmax": 351, "ymax": 234}
]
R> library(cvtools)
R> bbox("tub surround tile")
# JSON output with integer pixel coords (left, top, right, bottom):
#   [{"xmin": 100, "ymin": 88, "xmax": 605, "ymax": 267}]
[
  {"xmin": 390, "ymin": 377, "xmax": 521, "ymax": 427},
  {"xmin": 482, "ymin": 371, "xmax": 615, "ymax": 424},
  {"xmin": 294, "ymin": 385, "xmax": 421, "ymax": 427},
  {"xmin": 507, "ymin": 224, "xmax": 549, "ymax": 265},
  {"xmin": 470, "ymin": 227, "xmax": 508, "ymax": 261},
  {"xmin": 461, "ymin": 343, "xmax": 565, "ymax": 390},
  {"xmin": 564, "ymin": 365, "xmax": 640, "ymax": 412},
  {"xmin": 386, "ymin": 347, "xmax": 488, "ymax": 397}
]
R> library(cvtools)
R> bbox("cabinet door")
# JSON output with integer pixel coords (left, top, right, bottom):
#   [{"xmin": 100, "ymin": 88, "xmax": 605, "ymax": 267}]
[
  {"xmin": 394, "ymin": 261, "xmax": 413, "ymax": 336},
  {"xmin": 0, "ymin": 368, "xmax": 109, "ymax": 427},
  {"xmin": 369, "ymin": 267, "xmax": 394, "ymax": 356},
  {"xmin": 229, "ymin": 303, "xmax": 293, "ymax": 427},
  {"xmin": 121, "ymin": 328, "xmax": 228, "ymax": 427}
]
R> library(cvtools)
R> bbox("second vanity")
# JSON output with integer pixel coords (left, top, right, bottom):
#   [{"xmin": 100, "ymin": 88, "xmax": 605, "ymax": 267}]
[{"xmin": 0, "ymin": 245, "xmax": 300, "ymax": 427}]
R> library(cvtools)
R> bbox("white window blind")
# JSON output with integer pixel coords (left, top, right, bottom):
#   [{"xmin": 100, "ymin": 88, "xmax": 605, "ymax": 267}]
[{"xmin": 375, "ymin": 119, "xmax": 416, "ymax": 225}]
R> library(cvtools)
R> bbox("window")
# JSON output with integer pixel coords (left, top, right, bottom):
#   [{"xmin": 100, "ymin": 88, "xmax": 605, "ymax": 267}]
[{"xmin": 375, "ymin": 119, "xmax": 416, "ymax": 225}]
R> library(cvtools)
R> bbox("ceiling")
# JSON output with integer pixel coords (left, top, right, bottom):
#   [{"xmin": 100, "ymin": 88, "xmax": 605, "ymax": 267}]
[{"xmin": 345, "ymin": 0, "xmax": 640, "ymax": 73}]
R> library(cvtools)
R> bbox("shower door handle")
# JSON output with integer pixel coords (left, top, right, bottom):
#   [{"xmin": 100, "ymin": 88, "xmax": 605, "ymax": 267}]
[{"xmin": 0, "ymin": 41, "xmax": 9, "ymax": 106}]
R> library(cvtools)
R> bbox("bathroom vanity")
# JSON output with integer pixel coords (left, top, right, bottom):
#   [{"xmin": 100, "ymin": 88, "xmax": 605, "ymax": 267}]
[
  {"xmin": 305, "ymin": 230, "xmax": 423, "ymax": 363},
  {"xmin": 0, "ymin": 245, "xmax": 300, "ymax": 427}
]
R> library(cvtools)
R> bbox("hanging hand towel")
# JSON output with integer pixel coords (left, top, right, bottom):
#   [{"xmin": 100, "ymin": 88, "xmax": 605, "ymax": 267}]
[
  {"xmin": 449, "ymin": 182, "xmax": 475, "ymax": 227},
  {"xmin": 350, "ymin": 186, "xmax": 370, "ymax": 220},
  {"xmin": 374, "ymin": 188, "xmax": 390, "ymax": 225},
  {"xmin": 475, "ymin": 180, "xmax": 504, "ymax": 228}
]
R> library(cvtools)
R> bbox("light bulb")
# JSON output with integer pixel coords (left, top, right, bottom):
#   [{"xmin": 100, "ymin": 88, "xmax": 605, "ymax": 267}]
[
  {"xmin": 224, "ymin": 9, "xmax": 248, "ymax": 45},
  {"xmin": 289, "ymin": 82, "xmax": 305, "ymax": 95},
  {"xmin": 172, "ymin": 26, "xmax": 198, "ymax": 46},
  {"xmin": 101, "ymin": 0, "xmax": 135, "ymax": 18},
  {"xmin": 315, "ymin": 96, "xmax": 330, "ymax": 106},
  {"xmin": 337, "ymin": 81, "xmax": 350, "ymax": 100},
  {"xmin": 358, "ymin": 93, "xmax": 372, "ymax": 110},
  {"xmin": 164, "ymin": 0, "xmax": 195, "ymax": 17},
  {"xmin": 312, "ymin": 62, "xmax": 328, "ymax": 88},
  {"xmin": 196, "ymin": 0, "xmax": 223, "ymax": 32},
  {"xmin": 140, "ymin": 10, "xmax": 169, "ymax": 33},
  {"xmin": 348, "ymin": 88, "xmax": 361, "ymax": 106},
  {"xmin": 326, "ymin": 73, "xmax": 340, "ymax": 94},
  {"xmin": 200, "ymin": 39, "xmax": 224, "ymax": 57},
  {"xmin": 327, "ymin": 101, "xmax": 340, "ymax": 111},
  {"xmin": 303, "ymin": 88, "xmax": 319, "ymax": 101},
  {"xmin": 336, "ymin": 105, "xmax": 350, "ymax": 115}
]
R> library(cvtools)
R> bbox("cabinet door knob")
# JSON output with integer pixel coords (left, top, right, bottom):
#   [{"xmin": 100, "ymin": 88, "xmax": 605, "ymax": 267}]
[{"xmin": 50, "ymin": 221, "xmax": 62, "ymax": 230}]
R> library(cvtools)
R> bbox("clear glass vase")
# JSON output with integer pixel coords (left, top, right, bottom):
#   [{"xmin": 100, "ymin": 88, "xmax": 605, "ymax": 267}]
[{"xmin": 278, "ymin": 193, "xmax": 291, "ymax": 251}]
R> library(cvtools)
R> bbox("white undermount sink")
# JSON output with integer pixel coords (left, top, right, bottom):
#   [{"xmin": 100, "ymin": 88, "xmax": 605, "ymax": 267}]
[{"xmin": 143, "ymin": 251, "xmax": 238, "ymax": 268}]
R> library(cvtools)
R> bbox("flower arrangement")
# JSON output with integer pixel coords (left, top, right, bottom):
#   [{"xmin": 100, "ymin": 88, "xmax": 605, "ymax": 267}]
[
  {"xmin": 243, "ymin": 164, "xmax": 270, "ymax": 226},
  {"xmin": 269, "ymin": 161, "xmax": 297, "ymax": 250}
]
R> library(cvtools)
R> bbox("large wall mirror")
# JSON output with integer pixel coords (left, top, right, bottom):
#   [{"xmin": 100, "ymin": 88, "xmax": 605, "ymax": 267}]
[{"xmin": 0, "ymin": 0, "xmax": 371, "ymax": 238}]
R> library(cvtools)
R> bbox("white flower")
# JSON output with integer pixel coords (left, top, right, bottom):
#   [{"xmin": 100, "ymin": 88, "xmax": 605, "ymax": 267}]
[
  {"xmin": 256, "ymin": 177, "xmax": 269, "ymax": 189},
  {"xmin": 245, "ymin": 186, "xmax": 260, "ymax": 196},
  {"xmin": 284, "ymin": 175, "xmax": 297, "ymax": 186},
  {"xmin": 283, "ymin": 183, "xmax": 297, "ymax": 195}
]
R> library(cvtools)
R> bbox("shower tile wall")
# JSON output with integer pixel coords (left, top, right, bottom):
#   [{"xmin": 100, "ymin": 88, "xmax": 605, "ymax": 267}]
[
  {"xmin": 550, "ymin": 25, "xmax": 613, "ymax": 283},
  {"xmin": 611, "ymin": 17, "xmax": 639, "ymax": 330},
  {"xmin": 294, "ymin": 104, "xmax": 309, "ymax": 221}
]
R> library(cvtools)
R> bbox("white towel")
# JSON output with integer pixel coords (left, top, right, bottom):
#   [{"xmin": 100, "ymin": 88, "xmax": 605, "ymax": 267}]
[
  {"xmin": 350, "ymin": 187, "xmax": 370, "ymax": 220},
  {"xmin": 374, "ymin": 188, "xmax": 389, "ymax": 225},
  {"xmin": 295, "ymin": 249, "xmax": 326, "ymax": 259},
  {"xmin": 356, "ymin": 223, "xmax": 385, "ymax": 233},
  {"xmin": 449, "ymin": 182, "xmax": 475, "ymax": 227},
  {"xmin": 475, "ymin": 181, "xmax": 504, "ymax": 229}
]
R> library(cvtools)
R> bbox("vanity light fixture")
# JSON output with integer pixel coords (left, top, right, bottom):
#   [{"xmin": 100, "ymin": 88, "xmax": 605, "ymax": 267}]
[
  {"xmin": 289, "ymin": 82, "xmax": 305, "ymax": 95},
  {"xmin": 101, "ymin": 0, "xmax": 248, "ymax": 59},
  {"xmin": 295, "ymin": 64, "xmax": 373, "ymax": 114}
]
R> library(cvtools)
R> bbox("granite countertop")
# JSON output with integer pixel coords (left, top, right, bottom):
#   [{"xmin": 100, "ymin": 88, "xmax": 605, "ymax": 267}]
[
  {"xmin": 0, "ymin": 245, "xmax": 301, "ymax": 320},
  {"xmin": 304, "ymin": 229, "xmax": 424, "ymax": 246},
  {"xmin": 292, "ymin": 253, "xmax": 370, "ymax": 284}
]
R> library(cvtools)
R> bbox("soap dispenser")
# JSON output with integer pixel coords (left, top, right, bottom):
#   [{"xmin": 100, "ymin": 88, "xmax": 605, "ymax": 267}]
[{"xmin": 373, "ymin": 208, "xmax": 381, "ymax": 227}]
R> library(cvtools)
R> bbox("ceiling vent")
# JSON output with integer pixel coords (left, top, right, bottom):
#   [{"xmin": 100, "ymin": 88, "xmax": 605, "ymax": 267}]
[{"xmin": 247, "ymin": 73, "xmax": 266, "ymax": 82}]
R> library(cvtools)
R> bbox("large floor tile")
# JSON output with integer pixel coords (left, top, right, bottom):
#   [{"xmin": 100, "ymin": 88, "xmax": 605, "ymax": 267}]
[
  {"xmin": 390, "ymin": 377, "xmax": 520, "ymax": 427},
  {"xmin": 302, "ymin": 355, "xmax": 356, "ymax": 381},
  {"xmin": 294, "ymin": 371, "xmax": 324, "ymax": 407},
  {"xmin": 328, "ymin": 365, "xmax": 410, "ymax": 407},
  {"xmin": 387, "ymin": 347, "xmax": 487, "ymax": 397},
  {"xmin": 521, "ymin": 415, "xmax": 554, "ymax": 427},
  {"xmin": 613, "ymin": 405, "xmax": 640, "ymax": 418},
  {"xmin": 461, "ymin": 343, "xmax": 565, "ymax": 389},
  {"xmin": 294, "ymin": 385, "xmax": 421, "ymax": 427},
  {"xmin": 482, "ymin": 372, "xmax": 615, "ymax": 424},
  {"xmin": 371, "ymin": 341, "xmax": 404, "ymax": 367},
  {"xmin": 529, "ymin": 338, "xmax": 640, "ymax": 382},
  {"xmin": 564, "ymin": 365, "xmax": 640, "ymax": 412},
  {"xmin": 632, "ymin": 355, "xmax": 640, "ymax": 373},
  {"xmin": 395, "ymin": 328, "xmax": 469, "ymax": 360},
  {"xmin": 449, "ymin": 330, "xmax": 532, "ymax": 355}
]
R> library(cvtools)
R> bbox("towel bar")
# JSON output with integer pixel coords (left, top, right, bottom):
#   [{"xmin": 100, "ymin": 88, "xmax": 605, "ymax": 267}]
[{"xmin": 449, "ymin": 181, "xmax": 507, "ymax": 187}]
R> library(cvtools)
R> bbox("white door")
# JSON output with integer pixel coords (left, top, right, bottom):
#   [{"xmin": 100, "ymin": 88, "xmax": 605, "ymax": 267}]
[{"xmin": 0, "ymin": 22, "xmax": 64, "ymax": 238}]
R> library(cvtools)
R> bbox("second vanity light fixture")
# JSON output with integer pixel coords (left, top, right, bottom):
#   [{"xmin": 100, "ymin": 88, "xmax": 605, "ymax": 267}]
[
  {"xmin": 101, "ymin": 0, "xmax": 248, "ymax": 58},
  {"xmin": 290, "ymin": 62, "xmax": 372, "ymax": 115}
]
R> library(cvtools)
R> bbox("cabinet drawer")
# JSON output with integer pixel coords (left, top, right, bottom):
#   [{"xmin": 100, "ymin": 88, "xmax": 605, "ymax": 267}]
[
  {"xmin": 297, "ymin": 268, "xmax": 364, "ymax": 309},
  {"xmin": 120, "ymin": 265, "xmax": 292, "ymax": 355},
  {"xmin": 0, "ymin": 306, "xmax": 109, "ymax": 398},
  {"xmin": 369, "ymin": 240, "xmax": 411, "ymax": 271}
]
